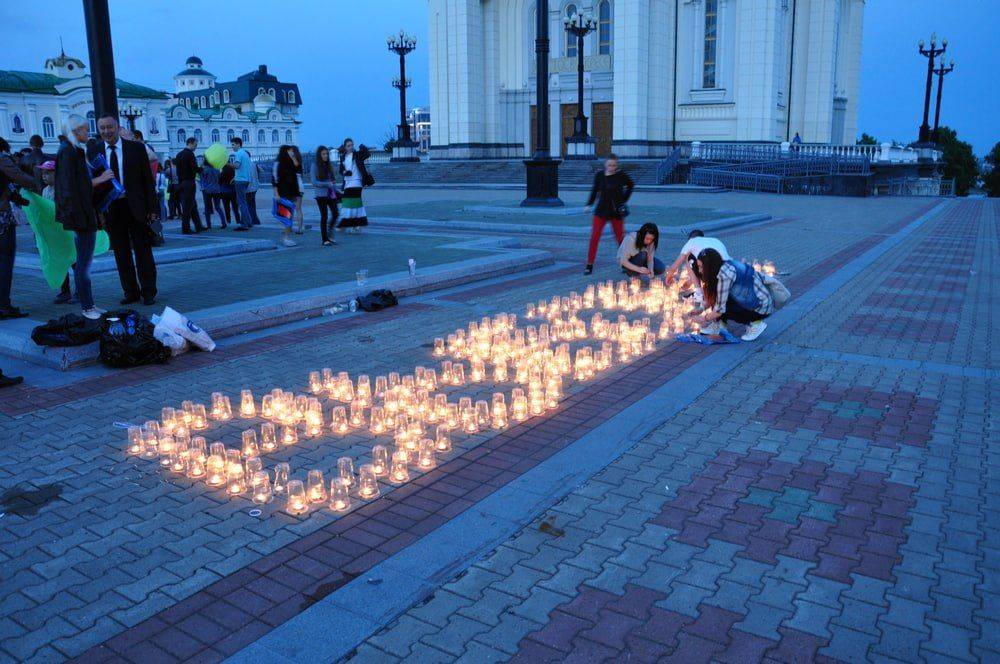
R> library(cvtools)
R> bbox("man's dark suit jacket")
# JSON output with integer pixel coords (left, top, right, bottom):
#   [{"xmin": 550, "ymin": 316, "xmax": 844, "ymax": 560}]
[{"xmin": 86, "ymin": 139, "xmax": 157, "ymax": 223}]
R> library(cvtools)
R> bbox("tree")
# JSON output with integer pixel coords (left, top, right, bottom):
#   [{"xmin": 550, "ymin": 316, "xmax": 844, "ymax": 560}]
[
  {"xmin": 983, "ymin": 141, "xmax": 1000, "ymax": 198},
  {"xmin": 935, "ymin": 126, "xmax": 979, "ymax": 196},
  {"xmin": 382, "ymin": 128, "xmax": 397, "ymax": 152},
  {"xmin": 856, "ymin": 133, "xmax": 878, "ymax": 145}
]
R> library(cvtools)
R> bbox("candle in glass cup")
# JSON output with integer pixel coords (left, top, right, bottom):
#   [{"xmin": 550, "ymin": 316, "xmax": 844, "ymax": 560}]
[
  {"xmin": 329, "ymin": 478, "xmax": 351, "ymax": 511},
  {"xmin": 285, "ymin": 480, "xmax": 308, "ymax": 515},
  {"xmin": 417, "ymin": 439, "xmax": 436, "ymax": 470},
  {"xmin": 358, "ymin": 464, "xmax": 380, "ymax": 499},
  {"xmin": 206, "ymin": 453, "xmax": 226, "ymax": 487},
  {"xmin": 330, "ymin": 406, "xmax": 348, "ymax": 434},
  {"xmin": 251, "ymin": 471, "xmax": 272, "ymax": 504},
  {"xmin": 306, "ymin": 469, "xmax": 328, "ymax": 503},
  {"xmin": 242, "ymin": 430, "xmax": 260, "ymax": 458},
  {"xmin": 281, "ymin": 424, "xmax": 298, "ymax": 446},
  {"xmin": 371, "ymin": 446, "xmax": 389, "ymax": 476},
  {"xmin": 273, "ymin": 462, "xmax": 290, "ymax": 494},
  {"xmin": 127, "ymin": 426, "xmax": 143, "ymax": 455},
  {"xmin": 390, "ymin": 451, "xmax": 410, "ymax": 483},
  {"xmin": 338, "ymin": 456, "xmax": 356, "ymax": 486},
  {"xmin": 240, "ymin": 390, "xmax": 256, "ymax": 418}
]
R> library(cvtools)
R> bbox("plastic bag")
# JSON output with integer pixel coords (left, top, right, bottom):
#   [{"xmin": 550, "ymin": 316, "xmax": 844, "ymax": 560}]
[
  {"xmin": 761, "ymin": 274, "xmax": 791, "ymax": 310},
  {"xmin": 357, "ymin": 289, "xmax": 398, "ymax": 312},
  {"xmin": 151, "ymin": 315, "xmax": 188, "ymax": 355},
  {"xmin": 99, "ymin": 310, "xmax": 171, "ymax": 368},
  {"xmin": 31, "ymin": 314, "xmax": 102, "ymax": 347},
  {"xmin": 158, "ymin": 306, "xmax": 216, "ymax": 351}
]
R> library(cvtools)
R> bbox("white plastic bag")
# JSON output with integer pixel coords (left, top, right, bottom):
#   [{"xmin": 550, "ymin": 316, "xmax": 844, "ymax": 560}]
[
  {"xmin": 153, "ymin": 324, "xmax": 188, "ymax": 355},
  {"xmin": 158, "ymin": 306, "xmax": 216, "ymax": 351}
]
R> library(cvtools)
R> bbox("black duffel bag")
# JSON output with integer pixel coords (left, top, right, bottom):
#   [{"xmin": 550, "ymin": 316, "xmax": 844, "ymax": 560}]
[
  {"xmin": 99, "ymin": 310, "xmax": 171, "ymax": 368},
  {"xmin": 31, "ymin": 314, "xmax": 103, "ymax": 347},
  {"xmin": 357, "ymin": 289, "xmax": 398, "ymax": 312}
]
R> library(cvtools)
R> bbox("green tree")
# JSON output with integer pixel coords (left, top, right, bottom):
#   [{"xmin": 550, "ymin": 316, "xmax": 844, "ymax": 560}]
[
  {"xmin": 935, "ymin": 126, "xmax": 979, "ymax": 196},
  {"xmin": 856, "ymin": 133, "xmax": 878, "ymax": 145},
  {"xmin": 983, "ymin": 141, "xmax": 1000, "ymax": 198}
]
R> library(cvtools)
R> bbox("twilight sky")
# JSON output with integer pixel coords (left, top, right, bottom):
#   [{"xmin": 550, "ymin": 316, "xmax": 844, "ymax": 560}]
[{"xmin": 1, "ymin": 0, "xmax": 995, "ymax": 155}]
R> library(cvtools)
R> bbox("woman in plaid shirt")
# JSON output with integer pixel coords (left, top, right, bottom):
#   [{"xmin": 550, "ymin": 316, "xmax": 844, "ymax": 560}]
[{"xmin": 695, "ymin": 248, "xmax": 774, "ymax": 341}]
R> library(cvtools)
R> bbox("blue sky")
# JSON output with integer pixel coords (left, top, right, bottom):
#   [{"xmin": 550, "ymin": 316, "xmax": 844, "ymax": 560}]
[{"xmin": 1, "ymin": 0, "xmax": 995, "ymax": 155}]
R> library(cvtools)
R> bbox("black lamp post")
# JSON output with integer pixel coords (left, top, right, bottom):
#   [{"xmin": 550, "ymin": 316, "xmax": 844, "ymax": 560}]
[
  {"xmin": 82, "ymin": 0, "xmax": 119, "ymax": 120},
  {"xmin": 563, "ymin": 10, "xmax": 597, "ymax": 142},
  {"xmin": 916, "ymin": 33, "xmax": 947, "ymax": 144},
  {"xmin": 930, "ymin": 57, "xmax": 955, "ymax": 144},
  {"xmin": 522, "ymin": 0, "xmax": 563, "ymax": 207},
  {"xmin": 388, "ymin": 30, "xmax": 419, "ymax": 162},
  {"xmin": 120, "ymin": 104, "xmax": 143, "ymax": 132}
]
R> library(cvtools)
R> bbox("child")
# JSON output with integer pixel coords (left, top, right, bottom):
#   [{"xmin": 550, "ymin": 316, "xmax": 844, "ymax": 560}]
[{"xmin": 39, "ymin": 161, "xmax": 76, "ymax": 305}]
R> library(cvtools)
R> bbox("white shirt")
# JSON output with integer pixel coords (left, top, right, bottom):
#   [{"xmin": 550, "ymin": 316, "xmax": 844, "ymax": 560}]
[
  {"xmin": 104, "ymin": 139, "xmax": 124, "ymax": 190},
  {"xmin": 680, "ymin": 236, "xmax": 730, "ymax": 261},
  {"xmin": 343, "ymin": 153, "xmax": 362, "ymax": 189},
  {"xmin": 617, "ymin": 232, "xmax": 655, "ymax": 264}
]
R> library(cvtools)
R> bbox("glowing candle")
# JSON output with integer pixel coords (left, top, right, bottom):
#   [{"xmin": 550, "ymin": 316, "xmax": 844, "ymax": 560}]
[
  {"xmin": 206, "ymin": 453, "xmax": 226, "ymax": 487},
  {"xmin": 452, "ymin": 363, "xmax": 465, "ymax": 386},
  {"xmin": 306, "ymin": 469, "xmax": 328, "ymax": 503},
  {"xmin": 251, "ymin": 471, "xmax": 272, "ymax": 504},
  {"xmin": 126, "ymin": 426, "xmax": 143, "ymax": 455},
  {"xmin": 338, "ymin": 456, "xmax": 356, "ymax": 486},
  {"xmin": 374, "ymin": 375, "xmax": 388, "ymax": 399},
  {"xmin": 433, "ymin": 338, "xmax": 445, "ymax": 357},
  {"xmin": 281, "ymin": 424, "xmax": 298, "ymax": 446},
  {"xmin": 260, "ymin": 395, "xmax": 273, "ymax": 419},
  {"xmin": 372, "ymin": 446, "xmax": 389, "ymax": 476},
  {"xmin": 242, "ymin": 430, "xmax": 260, "ymax": 459},
  {"xmin": 512, "ymin": 395, "xmax": 529, "ymax": 422},
  {"xmin": 285, "ymin": 480, "xmax": 308, "ymax": 515},
  {"xmin": 158, "ymin": 434, "xmax": 175, "ymax": 467},
  {"xmin": 238, "ymin": 390, "xmax": 256, "ymax": 418},
  {"xmin": 330, "ymin": 478, "xmax": 351, "ymax": 512},
  {"xmin": 330, "ymin": 406, "xmax": 348, "ymax": 434},
  {"xmin": 417, "ymin": 439, "xmax": 436, "ymax": 470},
  {"xmin": 434, "ymin": 427, "xmax": 452, "ymax": 452},
  {"xmin": 309, "ymin": 371, "xmax": 323, "ymax": 394},
  {"xmin": 160, "ymin": 407, "xmax": 177, "ymax": 434},
  {"xmin": 273, "ymin": 462, "xmax": 290, "ymax": 494},
  {"xmin": 358, "ymin": 464, "xmax": 380, "ymax": 499},
  {"xmin": 390, "ymin": 450, "xmax": 410, "ymax": 483},
  {"xmin": 349, "ymin": 401, "xmax": 365, "ymax": 428}
]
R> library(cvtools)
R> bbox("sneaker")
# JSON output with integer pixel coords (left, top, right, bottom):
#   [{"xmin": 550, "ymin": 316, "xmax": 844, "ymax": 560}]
[
  {"xmin": 583, "ymin": 264, "xmax": 593, "ymax": 276},
  {"xmin": 700, "ymin": 321, "xmax": 722, "ymax": 335},
  {"xmin": 741, "ymin": 320, "xmax": 767, "ymax": 341},
  {"xmin": 81, "ymin": 307, "xmax": 106, "ymax": 320},
  {"xmin": 0, "ymin": 371, "xmax": 23, "ymax": 389},
  {"xmin": 282, "ymin": 237, "xmax": 297, "ymax": 247},
  {"xmin": 322, "ymin": 240, "xmax": 333, "ymax": 247}
]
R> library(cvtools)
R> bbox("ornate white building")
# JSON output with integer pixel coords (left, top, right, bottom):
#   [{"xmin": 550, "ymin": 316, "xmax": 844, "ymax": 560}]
[
  {"xmin": 428, "ymin": 0, "xmax": 864, "ymax": 159},
  {"xmin": 167, "ymin": 56, "xmax": 302, "ymax": 160}
]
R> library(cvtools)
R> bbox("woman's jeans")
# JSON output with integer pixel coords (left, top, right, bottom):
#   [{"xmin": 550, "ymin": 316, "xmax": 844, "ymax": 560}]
[
  {"xmin": 74, "ymin": 230, "xmax": 97, "ymax": 310},
  {"xmin": 721, "ymin": 298, "xmax": 768, "ymax": 325},
  {"xmin": 622, "ymin": 251, "xmax": 665, "ymax": 282},
  {"xmin": 0, "ymin": 224, "xmax": 15, "ymax": 308}
]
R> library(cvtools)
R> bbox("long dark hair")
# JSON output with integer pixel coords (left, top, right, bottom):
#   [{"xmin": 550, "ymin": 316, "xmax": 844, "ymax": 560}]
[
  {"xmin": 315, "ymin": 145, "xmax": 331, "ymax": 180},
  {"xmin": 635, "ymin": 223, "xmax": 659, "ymax": 252},
  {"xmin": 697, "ymin": 248, "xmax": 725, "ymax": 308},
  {"xmin": 289, "ymin": 145, "xmax": 302, "ymax": 171},
  {"xmin": 276, "ymin": 145, "xmax": 294, "ymax": 172}
]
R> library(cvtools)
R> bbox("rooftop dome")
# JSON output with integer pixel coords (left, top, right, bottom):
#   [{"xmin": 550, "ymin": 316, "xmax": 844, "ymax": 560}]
[{"xmin": 186, "ymin": 55, "xmax": 203, "ymax": 67}]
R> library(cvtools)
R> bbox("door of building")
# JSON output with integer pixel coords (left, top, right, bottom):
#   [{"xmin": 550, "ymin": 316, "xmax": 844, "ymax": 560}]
[
  {"xmin": 560, "ymin": 103, "xmax": 578, "ymax": 157},
  {"xmin": 593, "ymin": 102, "xmax": 613, "ymax": 157}
]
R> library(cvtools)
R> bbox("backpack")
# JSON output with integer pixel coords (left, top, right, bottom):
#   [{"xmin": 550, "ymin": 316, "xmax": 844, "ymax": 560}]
[{"xmin": 219, "ymin": 164, "xmax": 235, "ymax": 185}]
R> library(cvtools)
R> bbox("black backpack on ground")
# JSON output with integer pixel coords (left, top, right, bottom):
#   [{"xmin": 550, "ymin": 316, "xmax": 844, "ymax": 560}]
[
  {"xmin": 357, "ymin": 289, "xmax": 398, "ymax": 312},
  {"xmin": 31, "ymin": 314, "xmax": 103, "ymax": 347},
  {"xmin": 98, "ymin": 310, "xmax": 171, "ymax": 368}
]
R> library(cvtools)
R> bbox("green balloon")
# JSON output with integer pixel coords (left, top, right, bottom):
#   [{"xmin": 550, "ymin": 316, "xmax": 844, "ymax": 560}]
[{"xmin": 204, "ymin": 143, "xmax": 229, "ymax": 169}]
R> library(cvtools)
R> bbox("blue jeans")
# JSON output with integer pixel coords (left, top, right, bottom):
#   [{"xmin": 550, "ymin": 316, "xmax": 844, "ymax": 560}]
[
  {"xmin": 234, "ymin": 181, "xmax": 253, "ymax": 228},
  {"xmin": 622, "ymin": 251, "xmax": 665, "ymax": 281},
  {"xmin": 0, "ymin": 223, "xmax": 15, "ymax": 308},
  {"xmin": 74, "ymin": 230, "xmax": 97, "ymax": 310}
]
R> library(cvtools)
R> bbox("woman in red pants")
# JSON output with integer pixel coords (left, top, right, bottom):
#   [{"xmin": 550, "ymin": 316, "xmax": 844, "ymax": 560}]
[{"xmin": 583, "ymin": 154, "xmax": 634, "ymax": 275}]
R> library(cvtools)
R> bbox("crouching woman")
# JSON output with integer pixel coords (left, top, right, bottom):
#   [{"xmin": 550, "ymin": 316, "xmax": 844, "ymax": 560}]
[
  {"xmin": 695, "ymin": 248, "xmax": 773, "ymax": 341},
  {"xmin": 618, "ymin": 222, "xmax": 664, "ymax": 283}
]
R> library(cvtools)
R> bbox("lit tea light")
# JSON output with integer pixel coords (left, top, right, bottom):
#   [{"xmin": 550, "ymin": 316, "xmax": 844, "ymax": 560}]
[
  {"xmin": 285, "ymin": 480, "xmax": 308, "ymax": 515},
  {"xmin": 330, "ymin": 478, "xmax": 351, "ymax": 512},
  {"xmin": 160, "ymin": 407, "xmax": 177, "ymax": 434},
  {"xmin": 358, "ymin": 464, "xmax": 380, "ymax": 499},
  {"xmin": 306, "ymin": 469, "xmax": 328, "ymax": 503},
  {"xmin": 338, "ymin": 456, "xmax": 356, "ymax": 486},
  {"xmin": 240, "ymin": 390, "xmax": 256, "ymax": 418},
  {"xmin": 417, "ymin": 439, "xmax": 436, "ymax": 470},
  {"xmin": 242, "ymin": 430, "xmax": 260, "ymax": 458},
  {"xmin": 206, "ymin": 453, "xmax": 226, "ymax": 487},
  {"xmin": 433, "ymin": 338, "xmax": 445, "ymax": 356},
  {"xmin": 309, "ymin": 371, "xmax": 323, "ymax": 394},
  {"xmin": 259, "ymin": 423, "xmax": 277, "ymax": 452},
  {"xmin": 251, "ymin": 471, "xmax": 272, "ymax": 504},
  {"xmin": 226, "ymin": 465, "xmax": 246, "ymax": 496},
  {"xmin": 273, "ymin": 462, "xmax": 290, "ymax": 494},
  {"xmin": 390, "ymin": 450, "xmax": 410, "ymax": 483},
  {"xmin": 127, "ymin": 426, "xmax": 143, "ymax": 455},
  {"xmin": 260, "ymin": 395, "xmax": 273, "ymax": 419},
  {"xmin": 371, "ymin": 446, "xmax": 389, "ymax": 476},
  {"xmin": 434, "ymin": 427, "xmax": 452, "ymax": 452},
  {"xmin": 158, "ymin": 434, "xmax": 175, "ymax": 467},
  {"xmin": 330, "ymin": 407, "xmax": 348, "ymax": 434},
  {"xmin": 191, "ymin": 404, "xmax": 208, "ymax": 430}
]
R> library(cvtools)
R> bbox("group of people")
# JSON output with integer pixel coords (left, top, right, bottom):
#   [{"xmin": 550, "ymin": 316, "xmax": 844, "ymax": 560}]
[
  {"xmin": 160, "ymin": 138, "xmax": 372, "ymax": 248},
  {"xmin": 585, "ymin": 154, "xmax": 774, "ymax": 342}
]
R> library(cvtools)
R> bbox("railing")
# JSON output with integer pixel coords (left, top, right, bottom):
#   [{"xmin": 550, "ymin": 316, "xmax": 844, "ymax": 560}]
[
  {"xmin": 689, "ymin": 140, "xmax": 920, "ymax": 164},
  {"xmin": 655, "ymin": 147, "xmax": 683, "ymax": 184},
  {"xmin": 696, "ymin": 156, "xmax": 870, "ymax": 177},
  {"xmin": 885, "ymin": 177, "xmax": 956, "ymax": 197},
  {"xmin": 689, "ymin": 168, "xmax": 783, "ymax": 193}
]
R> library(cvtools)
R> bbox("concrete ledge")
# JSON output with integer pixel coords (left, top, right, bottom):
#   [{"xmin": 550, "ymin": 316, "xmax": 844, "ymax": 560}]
[
  {"xmin": 370, "ymin": 183, "xmax": 725, "ymax": 192},
  {"xmin": 377, "ymin": 211, "xmax": 772, "ymax": 239},
  {"xmin": 15, "ymin": 237, "xmax": 275, "ymax": 276},
  {"xmin": 0, "ymin": 240, "xmax": 553, "ymax": 371}
]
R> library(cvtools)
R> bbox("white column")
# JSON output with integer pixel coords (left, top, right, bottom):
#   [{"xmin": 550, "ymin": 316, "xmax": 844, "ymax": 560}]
[
  {"xmin": 612, "ymin": 0, "xmax": 650, "ymax": 157},
  {"xmin": 447, "ymin": 0, "xmax": 486, "ymax": 157},
  {"xmin": 734, "ymin": 0, "xmax": 781, "ymax": 140},
  {"xmin": 838, "ymin": 0, "xmax": 864, "ymax": 143},
  {"xmin": 645, "ymin": 0, "xmax": 671, "ymax": 151},
  {"xmin": 483, "ymin": 0, "xmax": 500, "ymax": 149},
  {"xmin": 429, "ymin": 0, "xmax": 450, "ymax": 154},
  {"xmin": 801, "ymin": 0, "xmax": 838, "ymax": 143}
]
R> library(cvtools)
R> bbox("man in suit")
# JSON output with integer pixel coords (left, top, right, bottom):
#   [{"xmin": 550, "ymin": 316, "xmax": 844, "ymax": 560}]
[
  {"xmin": 174, "ymin": 136, "xmax": 203, "ymax": 234},
  {"xmin": 89, "ymin": 114, "xmax": 159, "ymax": 305}
]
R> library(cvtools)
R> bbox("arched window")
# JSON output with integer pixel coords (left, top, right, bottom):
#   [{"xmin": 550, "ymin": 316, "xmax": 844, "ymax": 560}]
[
  {"xmin": 268, "ymin": 87, "xmax": 275, "ymax": 97},
  {"xmin": 598, "ymin": 1, "xmax": 612, "ymax": 55},
  {"xmin": 258, "ymin": 87, "xmax": 266, "ymax": 95},
  {"xmin": 288, "ymin": 91, "xmax": 296, "ymax": 104},
  {"xmin": 272, "ymin": 129, "xmax": 279, "ymax": 143},
  {"xmin": 564, "ymin": 4, "xmax": 578, "ymax": 57},
  {"xmin": 42, "ymin": 116, "xmax": 55, "ymax": 139},
  {"xmin": 185, "ymin": 98, "xmax": 191, "ymax": 108},
  {"xmin": 214, "ymin": 91, "xmax": 220, "ymax": 104},
  {"xmin": 10, "ymin": 114, "xmax": 24, "ymax": 134},
  {"xmin": 223, "ymin": 89, "xmax": 230, "ymax": 103},
  {"xmin": 200, "ymin": 95, "xmax": 207, "ymax": 108},
  {"xmin": 257, "ymin": 129, "xmax": 266, "ymax": 144},
  {"xmin": 211, "ymin": 128, "xmax": 220, "ymax": 142},
  {"xmin": 194, "ymin": 128, "xmax": 202, "ymax": 142},
  {"xmin": 227, "ymin": 129, "xmax": 235, "ymax": 142},
  {"xmin": 703, "ymin": 0, "xmax": 718, "ymax": 88},
  {"xmin": 86, "ymin": 111, "xmax": 96, "ymax": 134},
  {"xmin": 285, "ymin": 129, "xmax": 293, "ymax": 143},
  {"xmin": 177, "ymin": 128, "xmax": 186, "ymax": 143},
  {"xmin": 241, "ymin": 129, "xmax": 250, "ymax": 144}
]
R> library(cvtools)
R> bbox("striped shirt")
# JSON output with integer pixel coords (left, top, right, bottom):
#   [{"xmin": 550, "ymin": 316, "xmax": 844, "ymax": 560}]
[{"xmin": 714, "ymin": 262, "xmax": 774, "ymax": 315}]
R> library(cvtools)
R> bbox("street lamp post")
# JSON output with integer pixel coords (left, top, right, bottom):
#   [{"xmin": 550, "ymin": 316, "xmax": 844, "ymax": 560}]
[
  {"xmin": 522, "ymin": 0, "xmax": 563, "ymax": 207},
  {"xmin": 120, "ymin": 104, "xmax": 143, "ymax": 132},
  {"xmin": 916, "ymin": 33, "xmax": 947, "ymax": 144},
  {"xmin": 82, "ymin": 0, "xmax": 119, "ymax": 120},
  {"xmin": 387, "ymin": 30, "xmax": 419, "ymax": 162},
  {"xmin": 563, "ymin": 10, "xmax": 597, "ymax": 160},
  {"xmin": 931, "ymin": 57, "xmax": 955, "ymax": 144}
]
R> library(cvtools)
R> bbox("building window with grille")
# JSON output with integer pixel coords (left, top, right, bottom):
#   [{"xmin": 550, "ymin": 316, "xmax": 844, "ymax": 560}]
[
  {"xmin": 285, "ymin": 129, "xmax": 292, "ymax": 143},
  {"xmin": 257, "ymin": 129, "xmax": 265, "ymax": 144},
  {"xmin": 598, "ymin": 1, "xmax": 612, "ymax": 55},
  {"xmin": 223, "ymin": 90, "xmax": 230, "ymax": 103},
  {"xmin": 42, "ymin": 116, "xmax": 55, "ymax": 139},
  {"xmin": 272, "ymin": 129, "xmax": 279, "ymax": 143},
  {"xmin": 194, "ymin": 128, "xmax": 202, "ymax": 142},
  {"xmin": 227, "ymin": 129, "xmax": 235, "ymax": 142},
  {"xmin": 702, "ymin": 0, "xmax": 718, "ymax": 88},
  {"xmin": 177, "ymin": 128, "xmax": 186, "ymax": 143},
  {"xmin": 288, "ymin": 91, "xmax": 295, "ymax": 104},
  {"xmin": 241, "ymin": 129, "xmax": 250, "ymax": 144},
  {"xmin": 211, "ymin": 129, "xmax": 220, "ymax": 142},
  {"xmin": 564, "ymin": 4, "xmax": 578, "ymax": 57},
  {"xmin": 86, "ymin": 111, "xmax": 96, "ymax": 134}
]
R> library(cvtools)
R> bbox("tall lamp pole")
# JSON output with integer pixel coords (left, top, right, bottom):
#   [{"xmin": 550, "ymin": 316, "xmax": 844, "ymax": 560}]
[
  {"xmin": 120, "ymin": 104, "xmax": 143, "ymax": 132},
  {"xmin": 916, "ymin": 33, "xmax": 947, "ymax": 144},
  {"xmin": 388, "ymin": 30, "xmax": 419, "ymax": 162},
  {"xmin": 82, "ymin": 0, "xmax": 119, "ymax": 120},
  {"xmin": 522, "ymin": 0, "xmax": 563, "ymax": 207},
  {"xmin": 563, "ymin": 10, "xmax": 597, "ymax": 159},
  {"xmin": 930, "ymin": 57, "xmax": 955, "ymax": 144}
]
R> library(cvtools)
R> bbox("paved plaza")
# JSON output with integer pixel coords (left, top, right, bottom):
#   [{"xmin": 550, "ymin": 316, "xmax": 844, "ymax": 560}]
[{"xmin": 0, "ymin": 190, "xmax": 995, "ymax": 663}]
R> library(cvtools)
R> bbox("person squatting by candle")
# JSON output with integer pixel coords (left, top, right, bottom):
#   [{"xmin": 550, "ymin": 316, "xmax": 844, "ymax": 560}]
[
  {"xmin": 693, "ymin": 248, "xmax": 773, "ymax": 342},
  {"xmin": 617, "ymin": 222, "xmax": 664, "ymax": 285}
]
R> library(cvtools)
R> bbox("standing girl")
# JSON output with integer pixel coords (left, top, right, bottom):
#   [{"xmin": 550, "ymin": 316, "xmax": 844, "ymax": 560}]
[
  {"xmin": 583, "ymin": 154, "xmax": 634, "ymax": 275},
  {"xmin": 337, "ymin": 138, "xmax": 371, "ymax": 232},
  {"xmin": 289, "ymin": 145, "xmax": 305, "ymax": 235},
  {"xmin": 312, "ymin": 145, "xmax": 339, "ymax": 246},
  {"xmin": 274, "ymin": 145, "xmax": 300, "ymax": 247}
]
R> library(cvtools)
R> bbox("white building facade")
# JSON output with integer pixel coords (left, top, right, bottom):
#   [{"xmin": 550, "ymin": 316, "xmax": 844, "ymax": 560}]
[{"xmin": 428, "ymin": 0, "xmax": 864, "ymax": 159}]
